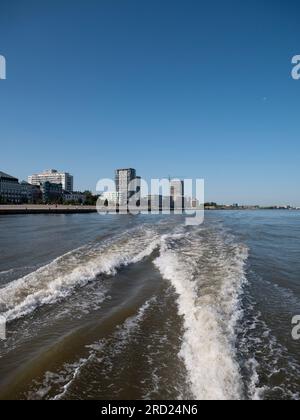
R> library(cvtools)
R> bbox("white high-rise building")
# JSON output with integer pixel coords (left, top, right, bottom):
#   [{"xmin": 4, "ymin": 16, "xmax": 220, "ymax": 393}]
[
  {"xmin": 28, "ymin": 169, "xmax": 73, "ymax": 192},
  {"xmin": 115, "ymin": 168, "xmax": 137, "ymax": 208}
]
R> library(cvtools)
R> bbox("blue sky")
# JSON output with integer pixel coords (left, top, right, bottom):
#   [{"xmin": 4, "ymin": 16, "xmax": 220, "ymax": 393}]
[{"xmin": 0, "ymin": 0, "xmax": 300, "ymax": 205}]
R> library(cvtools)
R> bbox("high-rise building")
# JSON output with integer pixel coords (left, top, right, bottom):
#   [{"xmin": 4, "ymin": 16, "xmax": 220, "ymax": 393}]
[
  {"xmin": 115, "ymin": 168, "xmax": 137, "ymax": 208},
  {"xmin": 170, "ymin": 180, "xmax": 185, "ymax": 210},
  {"xmin": 28, "ymin": 169, "xmax": 73, "ymax": 192}
]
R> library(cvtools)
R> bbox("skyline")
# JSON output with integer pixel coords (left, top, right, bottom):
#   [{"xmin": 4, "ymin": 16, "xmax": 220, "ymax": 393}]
[
  {"xmin": 2, "ymin": 165, "xmax": 299, "ymax": 208},
  {"xmin": 1, "ymin": 0, "xmax": 300, "ymax": 205}
]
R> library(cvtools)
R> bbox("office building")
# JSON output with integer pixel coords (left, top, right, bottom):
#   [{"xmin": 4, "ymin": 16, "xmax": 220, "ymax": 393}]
[
  {"xmin": 28, "ymin": 169, "xmax": 73, "ymax": 192},
  {"xmin": 20, "ymin": 182, "xmax": 42, "ymax": 204},
  {"xmin": 40, "ymin": 182, "xmax": 63, "ymax": 203},
  {"xmin": 0, "ymin": 171, "xmax": 25, "ymax": 203}
]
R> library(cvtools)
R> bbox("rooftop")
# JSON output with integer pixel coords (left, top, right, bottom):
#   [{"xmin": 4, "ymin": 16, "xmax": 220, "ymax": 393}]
[
  {"xmin": 115, "ymin": 168, "xmax": 136, "ymax": 172},
  {"xmin": 0, "ymin": 171, "xmax": 18, "ymax": 181}
]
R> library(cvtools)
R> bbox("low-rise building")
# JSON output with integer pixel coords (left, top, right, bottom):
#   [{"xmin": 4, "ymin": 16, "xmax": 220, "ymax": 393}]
[
  {"xmin": 20, "ymin": 182, "xmax": 42, "ymax": 204},
  {"xmin": 63, "ymin": 191, "xmax": 87, "ymax": 204},
  {"xmin": 99, "ymin": 191, "xmax": 119, "ymax": 204},
  {"xmin": 115, "ymin": 168, "xmax": 138, "ymax": 208},
  {"xmin": 0, "ymin": 171, "xmax": 25, "ymax": 203},
  {"xmin": 147, "ymin": 195, "xmax": 163, "ymax": 211},
  {"xmin": 97, "ymin": 191, "xmax": 127, "ymax": 210},
  {"xmin": 191, "ymin": 198, "xmax": 200, "ymax": 208}
]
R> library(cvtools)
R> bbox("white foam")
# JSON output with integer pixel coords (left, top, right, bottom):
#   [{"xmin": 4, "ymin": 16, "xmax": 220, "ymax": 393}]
[
  {"xmin": 0, "ymin": 229, "xmax": 159, "ymax": 322},
  {"xmin": 246, "ymin": 358, "xmax": 267, "ymax": 400},
  {"xmin": 53, "ymin": 358, "xmax": 89, "ymax": 400},
  {"xmin": 0, "ymin": 269, "xmax": 14, "ymax": 275},
  {"xmin": 240, "ymin": 303, "xmax": 300, "ymax": 400},
  {"xmin": 154, "ymin": 229, "xmax": 248, "ymax": 400}
]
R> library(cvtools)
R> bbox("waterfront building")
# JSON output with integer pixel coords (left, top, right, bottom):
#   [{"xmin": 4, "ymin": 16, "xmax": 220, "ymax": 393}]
[
  {"xmin": 0, "ymin": 172, "xmax": 44, "ymax": 204},
  {"xmin": 191, "ymin": 198, "xmax": 199, "ymax": 208},
  {"xmin": 115, "ymin": 168, "xmax": 139, "ymax": 208},
  {"xmin": 97, "ymin": 191, "xmax": 125, "ymax": 211},
  {"xmin": 40, "ymin": 182, "xmax": 63, "ymax": 203},
  {"xmin": 20, "ymin": 182, "xmax": 42, "ymax": 204},
  {"xmin": 63, "ymin": 191, "xmax": 87, "ymax": 204},
  {"xmin": 147, "ymin": 194, "xmax": 163, "ymax": 211},
  {"xmin": 170, "ymin": 180, "xmax": 185, "ymax": 210},
  {"xmin": 99, "ymin": 191, "xmax": 120, "ymax": 204},
  {"xmin": 28, "ymin": 169, "xmax": 73, "ymax": 192},
  {"xmin": 0, "ymin": 171, "xmax": 23, "ymax": 203}
]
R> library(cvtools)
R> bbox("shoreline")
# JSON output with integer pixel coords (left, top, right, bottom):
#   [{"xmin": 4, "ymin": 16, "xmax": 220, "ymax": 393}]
[
  {"xmin": 0, "ymin": 205, "xmax": 298, "ymax": 215},
  {"xmin": 0, "ymin": 205, "xmax": 97, "ymax": 215}
]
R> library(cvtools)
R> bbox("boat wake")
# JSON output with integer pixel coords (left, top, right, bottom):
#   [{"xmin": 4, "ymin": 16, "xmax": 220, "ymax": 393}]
[
  {"xmin": 0, "ymin": 226, "xmax": 160, "ymax": 322},
  {"xmin": 1, "ymin": 219, "xmax": 252, "ymax": 400},
  {"xmin": 154, "ymin": 225, "xmax": 248, "ymax": 400}
]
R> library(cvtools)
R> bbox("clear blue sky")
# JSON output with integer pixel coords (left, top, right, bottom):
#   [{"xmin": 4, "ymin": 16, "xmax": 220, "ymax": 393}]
[{"xmin": 0, "ymin": 0, "xmax": 300, "ymax": 205}]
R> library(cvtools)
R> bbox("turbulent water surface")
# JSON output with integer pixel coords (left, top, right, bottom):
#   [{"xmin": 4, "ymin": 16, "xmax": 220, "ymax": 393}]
[{"xmin": 0, "ymin": 211, "xmax": 299, "ymax": 400}]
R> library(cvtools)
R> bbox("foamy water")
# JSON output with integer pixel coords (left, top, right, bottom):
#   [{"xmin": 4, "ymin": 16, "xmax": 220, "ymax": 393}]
[
  {"xmin": 0, "ymin": 211, "xmax": 299, "ymax": 400},
  {"xmin": 154, "ymin": 228, "xmax": 248, "ymax": 400},
  {"xmin": 0, "ymin": 227, "xmax": 160, "ymax": 322}
]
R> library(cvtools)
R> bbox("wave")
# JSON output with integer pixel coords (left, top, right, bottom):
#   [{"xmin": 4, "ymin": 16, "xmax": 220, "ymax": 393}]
[
  {"xmin": 154, "ymin": 226, "xmax": 248, "ymax": 400},
  {"xmin": 0, "ymin": 227, "xmax": 159, "ymax": 323},
  {"xmin": 1, "ymin": 219, "xmax": 250, "ymax": 400},
  {"xmin": 0, "ymin": 269, "xmax": 14, "ymax": 276},
  {"xmin": 237, "ymin": 281, "xmax": 300, "ymax": 401},
  {"xmin": 26, "ymin": 297, "xmax": 157, "ymax": 400}
]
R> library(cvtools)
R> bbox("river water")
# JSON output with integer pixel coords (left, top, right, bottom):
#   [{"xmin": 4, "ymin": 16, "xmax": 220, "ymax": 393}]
[{"xmin": 0, "ymin": 211, "xmax": 299, "ymax": 400}]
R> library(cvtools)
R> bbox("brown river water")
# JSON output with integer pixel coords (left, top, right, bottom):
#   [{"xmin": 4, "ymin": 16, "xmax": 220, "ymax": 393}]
[{"xmin": 0, "ymin": 211, "xmax": 299, "ymax": 400}]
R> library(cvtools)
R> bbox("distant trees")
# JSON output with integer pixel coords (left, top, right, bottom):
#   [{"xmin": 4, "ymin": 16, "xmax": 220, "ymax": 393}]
[
  {"xmin": 83, "ymin": 191, "xmax": 99, "ymax": 206},
  {"xmin": 0, "ymin": 192, "xmax": 99, "ymax": 206},
  {"xmin": 204, "ymin": 202, "xmax": 218, "ymax": 208}
]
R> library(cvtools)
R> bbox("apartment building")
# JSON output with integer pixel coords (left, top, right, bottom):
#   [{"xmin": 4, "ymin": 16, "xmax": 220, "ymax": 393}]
[{"xmin": 28, "ymin": 169, "xmax": 73, "ymax": 192}]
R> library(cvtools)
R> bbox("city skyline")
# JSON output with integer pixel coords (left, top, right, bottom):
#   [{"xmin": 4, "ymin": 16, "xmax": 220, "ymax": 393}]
[
  {"xmin": 1, "ymin": 1, "xmax": 300, "ymax": 206},
  {"xmin": 1, "ymin": 165, "xmax": 299, "ymax": 208}
]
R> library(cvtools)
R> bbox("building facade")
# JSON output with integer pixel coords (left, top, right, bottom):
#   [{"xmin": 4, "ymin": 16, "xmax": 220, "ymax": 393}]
[
  {"xmin": 28, "ymin": 169, "xmax": 73, "ymax": 192},
  {"xmin": 0, "ymin": 171, "xmax": 25, "ymax": 203},
  {"xmin": 20, "ymin": 182, "xmax": 42, "ymax": 204},
  {"xmin": 147, "ymin": 195, "xmax": 163, "ymax": 211},
  {"xmin": 115, "ymin": 168, "xmax": 138, "ymax": 208},
  {"xmin": 63, "ymin": 191, "xmax": 87, "ymax": 204},
  {"xmin": 40, "ymin": 182, "xmax": 63, "ymax": 203},
  {"xmin": 99, "ymin": 191, "xmax": 119, "ymax": 204},
  {"xmin": 170, "ymin": 180, "xmax": 185, "ymax": 211}
]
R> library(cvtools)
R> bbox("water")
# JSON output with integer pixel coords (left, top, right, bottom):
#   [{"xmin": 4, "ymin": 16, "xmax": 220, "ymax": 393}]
[{"xmin": 0, "ymin": 211, "xmax": 299, "ymax": 400}]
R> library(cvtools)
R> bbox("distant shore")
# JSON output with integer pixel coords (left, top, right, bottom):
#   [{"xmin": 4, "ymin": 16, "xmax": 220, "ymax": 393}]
[
  {"xmin": 0, "ymin": 205, "xmax": 97, "ymax": 215},
  {"xmin": 0, "ymin": 204, "xmax": 298, "ymax": 215}
]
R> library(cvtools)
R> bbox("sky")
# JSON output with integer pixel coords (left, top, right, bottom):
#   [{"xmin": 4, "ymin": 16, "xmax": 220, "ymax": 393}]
[{"xmin": 0, "ymin": 0, "xmax": 300, "ymax": 205}]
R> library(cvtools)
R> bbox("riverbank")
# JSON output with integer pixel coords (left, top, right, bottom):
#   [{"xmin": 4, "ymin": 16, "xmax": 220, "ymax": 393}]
[
  {"xmin": 0, "ymin": 205, "xmax": 298, "ymax": 215},
  {"xmin": 0, "ymin": 205, "xmax": 97, "ymax": 215}
]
